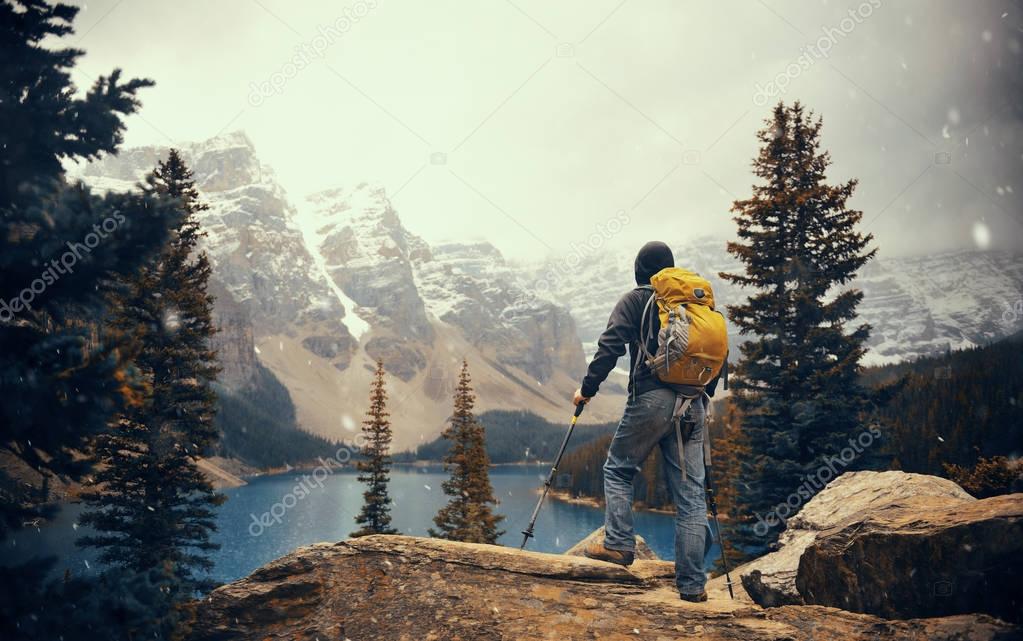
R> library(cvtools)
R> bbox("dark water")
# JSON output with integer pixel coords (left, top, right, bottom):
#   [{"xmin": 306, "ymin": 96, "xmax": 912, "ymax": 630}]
[{"xmin": 2, "ymin": 465, "xmax": 720, "ymax": 584}]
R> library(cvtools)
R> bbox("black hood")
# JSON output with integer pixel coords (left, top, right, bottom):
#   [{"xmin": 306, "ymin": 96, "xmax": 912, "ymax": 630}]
[{"xmin": 634, "ymin": 241, "xmax": 674, "ymax": 285}]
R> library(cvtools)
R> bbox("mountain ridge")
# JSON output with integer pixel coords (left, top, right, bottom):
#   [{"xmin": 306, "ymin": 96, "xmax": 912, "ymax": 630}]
[{"xmin": 76, "ymin": 131, "xmax": 1023, "ymax": 452}]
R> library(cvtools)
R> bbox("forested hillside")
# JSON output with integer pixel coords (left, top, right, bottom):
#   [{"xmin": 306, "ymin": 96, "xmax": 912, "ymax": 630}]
[
  {"xmin": 214, "ymin": 362, "xmax": 338, "ymax": 468},
  {"xmin": 869, "ymin": 331, "xmax": 1023, "ymax": 476}
]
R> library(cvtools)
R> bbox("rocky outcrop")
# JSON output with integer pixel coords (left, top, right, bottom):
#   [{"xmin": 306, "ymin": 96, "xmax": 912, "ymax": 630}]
[
  {"xmin": 564, "ymin": 526, "xmax": 660, "ymax": 561},
  {"xmin": 301, "ymin": 334, "xmax": 356, "ymax": 371},
  {"xmin": 739, "ymin": 470, "xmax": 975, "ymax": 607},
  {"xmin": 797, "ymin": 492, "xmax": 1023, "ymax": 622},
  {"xmin": 363, "ymin": 336, "xmax": 427, "ymax": 382},
  {"xmin": 184, "ymin": 535, "xmax": 1019, "ymax": 641}
]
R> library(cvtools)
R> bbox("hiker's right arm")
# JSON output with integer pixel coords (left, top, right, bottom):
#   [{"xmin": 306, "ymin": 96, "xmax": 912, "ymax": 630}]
[{"xmin": 579, "ymin": 292, "xmax": 639, "ymax": 398}]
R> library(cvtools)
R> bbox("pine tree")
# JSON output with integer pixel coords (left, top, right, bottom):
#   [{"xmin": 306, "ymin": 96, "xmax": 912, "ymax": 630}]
[
  {"xmin": 0, "ymin": 0, "xmax": 179, "ymax": 536},
  {"xmin": 78, "ymin": 150, "xmax": 224, "ymax": 595},
  {"xmin": 720, "ymin": 102, "xmax": 876, "ymax": 553},
  {"xmin": 352, "ymin": 360, "xmax": 399, "ymax": 537},
  {"xmin": 430, "ymin": 361, "xmax": 504, "ymax": 544}
]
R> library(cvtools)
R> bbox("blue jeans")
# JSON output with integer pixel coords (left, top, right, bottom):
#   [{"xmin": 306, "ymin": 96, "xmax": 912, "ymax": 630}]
[{"xmin": 603, "ymin": 388, "xmax": 708, "ymax": 594}]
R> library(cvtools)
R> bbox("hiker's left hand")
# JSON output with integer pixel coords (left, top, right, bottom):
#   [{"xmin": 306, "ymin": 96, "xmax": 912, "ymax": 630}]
[{"xmin": 573, "ymin": 388, "xmax": 591, "ymax": 405}]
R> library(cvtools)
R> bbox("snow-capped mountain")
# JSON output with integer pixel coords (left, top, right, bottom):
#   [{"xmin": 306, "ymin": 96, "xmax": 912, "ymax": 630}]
[
  {"xmin": 78, "ymin": 131, "xmax": 1022, "ymax": 448},
  {"xmin": 531, "ymin": 238, "xmax": 1023, "ymax": 367},
  {"xmin": 78, "ymin": 134, "xmax": 611, "ymax": 449}
]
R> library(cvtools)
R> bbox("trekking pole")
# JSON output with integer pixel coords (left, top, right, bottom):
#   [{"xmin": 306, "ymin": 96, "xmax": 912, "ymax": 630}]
[
  {"xmin": 704, "ymin": 435, "xmax": 735, "ymax": 599},
  {"xmin": 520, "ymin": 402, "xmax": 586, "ymax": 550}
]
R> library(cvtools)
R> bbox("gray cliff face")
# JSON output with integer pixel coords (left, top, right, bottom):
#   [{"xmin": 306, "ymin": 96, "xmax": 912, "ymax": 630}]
[{"xmin": 414, "ymin": 241, "xmax": 586, "ymax": 383}]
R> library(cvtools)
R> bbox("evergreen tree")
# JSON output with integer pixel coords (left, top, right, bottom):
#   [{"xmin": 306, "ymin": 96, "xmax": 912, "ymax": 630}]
[
  {"xmin": 352, "ymin": 360, "xmax": 398, "ymax": 537},
  {"xmin": 78, "ymin": 150, "xmax": 224, "ymax": 595},
  {"xmin": 0, "ymin": 0, "xmax": 179, "ymax": 535},
  {"xmin": 719, "ymin": 102, "xmax": 876, "ymax": 553},
  {"xmin": 430, "ymin": 361, "xmax": 504, "ymax": 544}
]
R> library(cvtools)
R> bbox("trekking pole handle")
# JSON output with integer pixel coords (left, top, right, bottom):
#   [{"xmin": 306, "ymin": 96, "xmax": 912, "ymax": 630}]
[{"xmin": 573, "ymin": 402, "xmax": 586, "ymax": 418}]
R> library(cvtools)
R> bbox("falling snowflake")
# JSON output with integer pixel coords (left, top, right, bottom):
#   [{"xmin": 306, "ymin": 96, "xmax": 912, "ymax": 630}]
[
  {"xmin": 162, "ymin": 308, "xmax": 181, "ymax": 332},
  {"xmin": 972, "ymin": 221, "xmax": 991, "ymax": 250},
  {"xmin": 424, "ymin": 484, "xmax": 431, "ymax": 491}
]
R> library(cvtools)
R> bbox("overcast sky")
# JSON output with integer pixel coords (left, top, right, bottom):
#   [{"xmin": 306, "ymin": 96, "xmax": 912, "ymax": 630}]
[{"xmin": 65, "ymin": 0, "xmax": 1022, "ymax": 261}]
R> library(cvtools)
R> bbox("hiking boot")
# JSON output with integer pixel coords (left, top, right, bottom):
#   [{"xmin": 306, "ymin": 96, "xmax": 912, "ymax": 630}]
[
  {"xmin": 582, "ymin": 541, "xmax": 635, "ymax": 567},
  {"xmin": 679, "ymin": 590, "xmax": 708, "ymax": 603}
]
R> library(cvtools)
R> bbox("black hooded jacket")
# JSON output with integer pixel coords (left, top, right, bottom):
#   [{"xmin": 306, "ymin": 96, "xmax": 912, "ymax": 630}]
[{"xmin": 579, "ymin": 241, "xmax": 719, "ymax": 399}]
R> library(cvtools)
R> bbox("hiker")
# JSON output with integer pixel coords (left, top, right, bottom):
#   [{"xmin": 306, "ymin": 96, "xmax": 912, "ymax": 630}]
[{"xmin": 573, "ymin": 240, "xmax": 726, "ymax": 603}]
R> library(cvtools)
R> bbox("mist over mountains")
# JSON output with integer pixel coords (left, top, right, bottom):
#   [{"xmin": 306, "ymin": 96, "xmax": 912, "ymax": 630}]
[{"xmin": 77, "ymin": 132, "xmax": 1023, "ymax": 448}]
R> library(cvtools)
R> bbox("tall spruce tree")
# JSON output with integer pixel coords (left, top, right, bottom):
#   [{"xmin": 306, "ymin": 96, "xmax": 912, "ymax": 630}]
[
  {"xmin": 0, "ymin": 0, "xmax": 179, "ymax": 536},
  {"xmin": 352, "ymin": 360, "xmax": 398, "ymax": 537},
  {"xmin": 430, "ymin": 361, "xmax": 504, "ymax": 544},
  {"xmin": 720, "ymin": 102, "xmax": 876, "ymax": 553},
  {"xmin": 78, "ymin": 150, "xmax": 224, "ymax": 595}
]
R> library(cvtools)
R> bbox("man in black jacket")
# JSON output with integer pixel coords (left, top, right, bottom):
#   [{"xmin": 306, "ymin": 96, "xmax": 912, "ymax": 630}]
[{"xmin": 572, "ymin": 241, "xmax": 716, "ymax": 602}]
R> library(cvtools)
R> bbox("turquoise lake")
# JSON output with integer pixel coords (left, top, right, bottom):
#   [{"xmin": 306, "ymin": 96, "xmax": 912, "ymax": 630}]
[{"xmin": 2, "ymin": 465, "xmax": 720, "ymax": 584}]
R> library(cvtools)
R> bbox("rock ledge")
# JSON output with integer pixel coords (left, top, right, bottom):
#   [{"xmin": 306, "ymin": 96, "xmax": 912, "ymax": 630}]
[{"xmin": 185, "ymin": 535, "xmax": 1019, "ymax": 640}]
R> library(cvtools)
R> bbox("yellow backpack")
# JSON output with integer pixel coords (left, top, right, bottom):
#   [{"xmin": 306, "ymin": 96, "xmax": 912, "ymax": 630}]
[{"xmin": 639, "ymin": 267, "xmax": 728, "ymax": 388}]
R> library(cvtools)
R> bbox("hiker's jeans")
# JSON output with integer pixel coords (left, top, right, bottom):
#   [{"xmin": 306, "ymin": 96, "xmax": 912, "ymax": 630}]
[{"xmin": 603, "ymin": 388, "xmax": 708, "ymax": 594}]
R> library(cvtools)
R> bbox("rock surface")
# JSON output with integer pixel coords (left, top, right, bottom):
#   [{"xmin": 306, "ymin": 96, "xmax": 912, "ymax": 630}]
[
  {"xmin": 797, "ymin": 492, "xmax": 1023, "ymax": 622},
  {"xmin": 738, "ymin": 470, "xmax": 975, "ymax": 607},
  {"xmin": 184, "ymin": 535, "xmax": 1020, "ymax": 640},
  {"xmin": 563, "ymin": 526, "xmax": 660, "ymax": 561}
]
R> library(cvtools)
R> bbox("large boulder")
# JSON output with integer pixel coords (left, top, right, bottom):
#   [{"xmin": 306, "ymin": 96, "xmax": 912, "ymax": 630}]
[
  {"xmin": 797, "ymin": 492, "xmax": 1023, "ymax": 622},
  {"xmin": 563, "ymin": 526, "xmax": 660, "ymax": 560},
  {"xmin": 183, "ymin": 535, "xmax": 1018, "ymax": 640},
  {"xmin": 738, "ymin": 471, "xmax": 975, "ymax": 606}
]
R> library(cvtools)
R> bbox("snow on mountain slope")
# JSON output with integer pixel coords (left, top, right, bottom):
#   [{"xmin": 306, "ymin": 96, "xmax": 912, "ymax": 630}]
[
  {"xmin": 79, "ymin": 137, "xmax": 614, "ymax": 449},
  {"xmin": 533, "ymin": 238, "xmax": 1023, "ymax": 366},
  {"xmin": 79, "ymin": 132, "xmax": 353, "ymax": 354}
]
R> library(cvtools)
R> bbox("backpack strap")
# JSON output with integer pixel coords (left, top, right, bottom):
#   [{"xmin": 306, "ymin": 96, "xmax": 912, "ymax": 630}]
[{"xmin": 631, "ymin": 287, "xmax": 656, "ymax": 402}]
